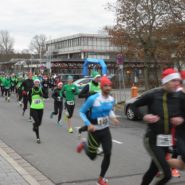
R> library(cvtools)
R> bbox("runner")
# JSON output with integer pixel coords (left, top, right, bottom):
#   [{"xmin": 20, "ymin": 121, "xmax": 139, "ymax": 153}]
[
  {"xmin": 41, "ymin": 75, "xmax": 49, "ymax": 99},
  {"xmin": 0, "ymin": 74, "xmax": 5, "ymax": 96},
  {"xmin": 3, "ymin": 75, "xmax": 11, "ymax": 102},
  {"xmin": 10, "ymin": 74, "xmax": 17, "ymax": 93},
  {"xmin": 167, "ymin": 70, "xmax": 185, "ymax": 170},
  {"xmin": 20, "ymin": 72, "xmax": 34, "ymax": 120},
  {"xmin": 131, "ymin": 68, "xmax": 184, "ymax": 185},
  {"xmin": 30, "ymin": 79, "xmax": 45, "ymax": 144},
  {"xmin": 61, "ymin": 75, "xmax": 79, "ymax": 133},
  {"xmin": 76, "ymin": 76, "xmax": 119, "ymax": 185},
  {"xmin": 16, "ymin": 76, "xmax": 24, "ymax": 106},
  {"xmin": 78, "ymin": 71, "xmax": 101, "ymax": 134},
  {"xmin": 50, "ymin": 82, "xmax": 63, "ymax": 126}
]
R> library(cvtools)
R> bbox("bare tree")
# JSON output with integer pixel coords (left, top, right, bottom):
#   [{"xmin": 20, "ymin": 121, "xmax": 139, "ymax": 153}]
[
  {"xmin": 0, "ymin": 30, "xmax": 14, "ymax": 55},
  {"xmin": 29, "ymin": 34, "xmax": 47, "ymax": 59}
]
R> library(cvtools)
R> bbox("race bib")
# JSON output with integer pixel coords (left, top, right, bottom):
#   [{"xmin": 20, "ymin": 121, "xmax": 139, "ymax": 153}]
[
  {"xmin": 97, "ymin": 116, "xmax": 109, "ymax": 126},
  {"xmin": 57, "ymin": 97, "xmax": 61, "ymax": 101},
  {"xmin": 67, "ymin": 101, "xmax": 74, "ymax": 105},
  {"xmin": 157, "ymin": 134, "xmax": 172, "ymax": 147},
  {"xmin": 33, "ymin": 99, "xmax": 41, "ymax": 104}
]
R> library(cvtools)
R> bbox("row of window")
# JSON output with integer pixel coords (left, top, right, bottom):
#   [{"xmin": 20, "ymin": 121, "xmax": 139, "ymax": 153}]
[{"xmin": 47, "ymin": 37, "xmax": 116, "ymax": 50}]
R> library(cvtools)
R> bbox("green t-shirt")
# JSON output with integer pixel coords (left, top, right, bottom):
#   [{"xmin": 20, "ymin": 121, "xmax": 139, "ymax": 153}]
[
  {"xmin": 62, "ymin": 84, "xmax": 79, "ymax": 102},
  {"xmin": 3, "ymin": 78, "xmax": 11, "ymax": 89}
]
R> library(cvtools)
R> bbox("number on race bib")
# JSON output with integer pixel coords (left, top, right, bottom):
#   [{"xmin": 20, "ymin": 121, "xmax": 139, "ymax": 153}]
[
  {"xmin": 57, "ymin": 97, "xmax": 61, "ymax": 101},
  {"xmin": 97, "ymin": 117, "xmax": 109, "ymax": 126},
  {"xmin": 67, "ymin": 101, "xmax": 74, "ymax": 105},
  {"xmin": 157, "ymin": 134, "xmax": 172, "ymax": 147},
  {"xmin": 34, "ymin": 99, "xmax": 41, "ymax": 104}
]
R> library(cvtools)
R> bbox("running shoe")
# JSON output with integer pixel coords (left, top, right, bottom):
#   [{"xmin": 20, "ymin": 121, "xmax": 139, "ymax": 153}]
[
  {"xmin": 19, "ymin": 101, "xmax": 22, "ymax": 107},
  {"xmin": 76, "ymin": 141, "xmax": 85, "ymax": 153},
  {"xmin": 97, "ymin": 178, "xmax": 109, "ymax": 185},
  {"xmin": 36, "ymin": 138, "xmax": 41, "ymax": 144},
  {"xmin": 68, "ymin": 127, "xmax": 73, "ymax": 133},
  {"xmin": 7, "ymin": 97, "xmax": 10, "ymax": 102},
  {"xmin": 50, "ymin": 113, "xmax": 53, "ymax": 119},
  {"xmin": 171, "ymin": 168, "xmax": 180, "ymax": 178},
  {"xmin": 97, "ymin": 147, "xmax": 104, "ymax": 156},
  {"xmin": 57, "ymin": 120, "xmax": 63, "ymax": 126}
]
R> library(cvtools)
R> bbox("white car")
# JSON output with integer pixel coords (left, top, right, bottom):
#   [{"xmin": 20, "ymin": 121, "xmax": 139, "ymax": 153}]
[{"xmin": 73, "ymin": 77, "xmax": 93, "ymax": 91}]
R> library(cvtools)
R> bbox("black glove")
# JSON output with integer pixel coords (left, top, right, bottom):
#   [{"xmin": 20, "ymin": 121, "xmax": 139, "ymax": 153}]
[{"xmin": 72, "ymin": 89, "xmax": 76, "ymax": 93}]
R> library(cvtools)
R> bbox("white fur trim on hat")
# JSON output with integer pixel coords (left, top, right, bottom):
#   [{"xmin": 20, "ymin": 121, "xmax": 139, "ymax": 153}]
[
  {"xmin": 57, "ymin": 82, "xmax": 63, "ymax": 86},
  {"xmin": 34, "ymin": 79, "xmax": 40, "ymax": 83},
  {"xmin": 162, "ymin": 73, "xmax": 181, "ymax": 84}
]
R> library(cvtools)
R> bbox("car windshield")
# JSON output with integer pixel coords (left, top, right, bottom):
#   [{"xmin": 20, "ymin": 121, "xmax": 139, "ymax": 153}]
[{"xmin": 74, "ymin": 78, "xmax": 92, "ymax": 84}]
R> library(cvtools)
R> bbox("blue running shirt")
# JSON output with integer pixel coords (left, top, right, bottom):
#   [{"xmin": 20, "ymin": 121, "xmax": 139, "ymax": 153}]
[{"xmin": 80, "ymin": 93, "xmax": 115, "ymax": 130}]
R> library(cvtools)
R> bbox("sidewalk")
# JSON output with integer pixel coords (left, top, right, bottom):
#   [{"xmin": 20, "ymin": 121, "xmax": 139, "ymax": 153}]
[{"xmin": 0, "ymin": 140, "xmax": 54, "ymax": 185}]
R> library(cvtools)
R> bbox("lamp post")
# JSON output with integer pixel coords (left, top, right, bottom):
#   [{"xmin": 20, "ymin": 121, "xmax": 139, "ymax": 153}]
[
  {"xmin": 39, "ymin": 46, "xmax": 42, "ymax": 68},
  {"xmin": 116, "ymin": 54, "xmax": 126, "ymax": 102}
]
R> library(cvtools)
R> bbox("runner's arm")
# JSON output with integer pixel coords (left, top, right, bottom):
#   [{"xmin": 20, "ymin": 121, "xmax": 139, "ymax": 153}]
[{"xmin": 79, "ymin": 96, "xmax": 95, "ymax": 126}]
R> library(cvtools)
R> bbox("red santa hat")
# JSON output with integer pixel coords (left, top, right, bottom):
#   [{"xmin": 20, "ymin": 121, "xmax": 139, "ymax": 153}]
[
  {"xmin": 161, "ymin": 68, "xmax": 181, "ymax": 84},
  {"xmin": 180, "ymin": 70, "xmax": 185, "ymax": 79},
  {"xmin": 100, "ymin": 76, "xmax": 112, "ymax": 88},
  {"xmin": 181, "ymin": 70, "xmax": 185, "ymax": 84},
  {"xmin": 57, "ymin": 82, "xmax": 63, "ymax": 87}
]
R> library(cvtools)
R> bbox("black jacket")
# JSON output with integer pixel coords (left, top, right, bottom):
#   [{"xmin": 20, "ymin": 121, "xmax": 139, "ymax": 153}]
[
  {"xmin": 78, "ymin": 80, "xmax": 99, "ymax": 99},
  {"xmin": 175, "ymin": 91, "xmax": 185, "ymax": 137},
  {"xmin": 131, "ymin": 88, "xmax": 184, "ymax": 136},
  {"xmin": 52, "ymin": 88, "xmax": 63, "ymax": 102},
  {"xmin": 21, "ymin": 79, "xmax": 34, "ymax": 92}
]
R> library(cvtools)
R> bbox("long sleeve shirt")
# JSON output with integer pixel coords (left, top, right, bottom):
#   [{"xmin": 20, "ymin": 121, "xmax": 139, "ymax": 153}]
[{"xmin": 80, "ymin": 92, "xmax": 115, "ymax": 130}]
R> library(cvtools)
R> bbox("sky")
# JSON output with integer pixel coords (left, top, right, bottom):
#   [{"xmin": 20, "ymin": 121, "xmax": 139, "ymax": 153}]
[{"xmin": 0, "ymin": 0, "xmax": 116, "ymax": 51}]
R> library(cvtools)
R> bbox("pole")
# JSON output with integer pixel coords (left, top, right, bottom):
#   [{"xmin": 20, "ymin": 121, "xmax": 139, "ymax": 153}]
[
  {"xmin": 120, "ymin": 65, "xmax": 126, "ymax": 101},
  {"xmin": 40, "ymin": 46, "xmax": 42, "ymax": 68},
  {"xmin": 50, "ymin": 46, "xmax": 52, "ymax": 75},
  {"xmin": 30, "ymin": 54, "xmax": 33, "ymax": 73}
]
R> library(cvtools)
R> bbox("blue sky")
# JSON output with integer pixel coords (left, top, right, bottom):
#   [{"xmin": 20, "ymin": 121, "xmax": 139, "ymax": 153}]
[{"xmin": 0, "ymin": 0, "xmax": 116, "ymax": 51}]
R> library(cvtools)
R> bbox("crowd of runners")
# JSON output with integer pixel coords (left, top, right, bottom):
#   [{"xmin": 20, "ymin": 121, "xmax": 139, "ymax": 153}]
[{"xmin": 1, "ymin": 68, "xmax": 185, "ymax": 185}]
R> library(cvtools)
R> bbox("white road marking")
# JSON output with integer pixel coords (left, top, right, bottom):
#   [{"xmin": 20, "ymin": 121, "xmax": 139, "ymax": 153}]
[
  {"xmin": 112, "ymin": 139, "xmax": 123, "ymax": 144},
  {"xmin": 75, "ymin": 127, "xmax": 123, "ymax": 144}
]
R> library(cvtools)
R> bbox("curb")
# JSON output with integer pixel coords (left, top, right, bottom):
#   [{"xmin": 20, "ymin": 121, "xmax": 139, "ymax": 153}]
[{"xmin": 0, "ymin": 140, "xmax": 55, "ymax": 185}]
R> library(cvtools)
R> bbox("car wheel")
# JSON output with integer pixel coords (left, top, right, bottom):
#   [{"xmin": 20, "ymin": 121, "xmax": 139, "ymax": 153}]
[{"xmin": 126, "ymin": 107, "xmax": 136, "ymax": 120}]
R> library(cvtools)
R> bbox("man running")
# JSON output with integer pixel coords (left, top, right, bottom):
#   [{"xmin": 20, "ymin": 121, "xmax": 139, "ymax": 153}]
[
  {"xmin": 168, "ymin": 70, "xmax": 185, "ymax": 170},
  {"xmin": 76, "ymin": 76, "xmax": 119, "ymax": 185},
  {"xmin": 78, "ymin": 71, "xmax": 101, "ymax": 134},
  {"xmin": 50, "ymin": 82, "xmax": 63, "ymax": 125},
  {"xmin": 3, "ymin": 75, "xmax": 11, "ymax": 102},
  {"xmin": 61, "ymin": 75, "xmax": 79, "ymax": 133},
  {"xmin": 21, "ymin": 72, "xmax": 34, "ymax": 120},
  {"xmin": 41, "ymin": 75, "xmax": 49, "ymax": 99},
  {"xmin": 131, "ymin": 68, "xmax": 184, "ymax": 185}
]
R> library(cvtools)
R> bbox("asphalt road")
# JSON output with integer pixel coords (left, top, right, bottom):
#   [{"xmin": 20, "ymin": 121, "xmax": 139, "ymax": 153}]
[{"xmin": 0, "ymin": 94, "xmax": 184, "ymax": 185}]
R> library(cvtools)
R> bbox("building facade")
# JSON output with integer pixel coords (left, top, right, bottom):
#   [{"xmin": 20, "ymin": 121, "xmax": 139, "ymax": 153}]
[{"xmin": 45, "ymin": 33, "xmax": 121, "ymax": 74}]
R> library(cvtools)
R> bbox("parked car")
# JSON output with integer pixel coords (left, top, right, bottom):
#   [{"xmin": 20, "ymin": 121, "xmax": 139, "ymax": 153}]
[
  {"xmin": 73, "ymin": 77, "xmax": 93, "ymax": 91},
  {"xmin": 58, "ymin": 74, "xmax": 83, "ymax": 84},
  {"xmin": 124, "ymin": 87, "xmax": 161, "ymax": 121}
]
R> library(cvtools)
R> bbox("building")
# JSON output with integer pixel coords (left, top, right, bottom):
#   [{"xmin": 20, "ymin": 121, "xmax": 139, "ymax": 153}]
[{"xmin": 45, "ymin": 33, "xmax": 121, "ymax": 74}]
